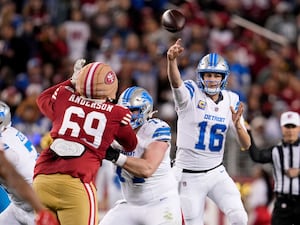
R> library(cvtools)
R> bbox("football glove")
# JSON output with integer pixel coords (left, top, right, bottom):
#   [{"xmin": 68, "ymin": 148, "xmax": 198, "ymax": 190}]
[
  {"xmin": 105, "ymin": 146, "xmax": 127, "ymax": 167},
  {"xmin": 35, "ymin": 209, "xmax": 59, "ymax": 225},
  {"xmin": 71, "ymin": 58, "xmax": 86, "ymax": 86}
]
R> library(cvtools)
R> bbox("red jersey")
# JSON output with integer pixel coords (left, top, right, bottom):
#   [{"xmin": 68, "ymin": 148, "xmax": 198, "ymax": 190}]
[{"xmin": 34, "ymin": 80, "xmax": 137, "ymax": 184}]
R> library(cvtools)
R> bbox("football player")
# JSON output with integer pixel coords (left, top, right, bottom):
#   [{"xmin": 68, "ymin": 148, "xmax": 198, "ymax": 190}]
[
  {"xmin": 100, "ymin": 87, "xmax": 183, "ymax": 225},
  {"xmin": 33, "ymin": 60, "xmax": 138, "ymax": 225},
  {"xmin": 166, "ymin": 39, "xmax": 251, "ymax": 225},
  {"xmin": 0, "ymin": 101, "xmax": 58, "ymax": 225},
  {"xmin": 0, "ymin": 101, "xmax": 38, "ymax": 225}
]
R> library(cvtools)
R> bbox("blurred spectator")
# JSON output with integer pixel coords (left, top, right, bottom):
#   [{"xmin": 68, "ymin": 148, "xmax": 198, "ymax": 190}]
[
  {"xmin": 94, "ymin": 38, "xmax": 122, "ymax": 73},
  {"xmin": 0, "ymin": 23, "xmax": 30, "ymax": 74},
  {"xmin": 224, "ymin": 43, "xmax": 251, "ymax": 102},
  {"xmin": 62, "ymin": 8, "xmax": 90, "ymax": 61},
  {"xmin": 207, "ymin": 11, "xmax": 233, "ymax": 53},
  {"xmin": 265, "ymin": 1, "xmax": 297, "ymax": 44},
  {"xmin": 36, "ymin": 23, "xmax": 68, "ymax": 67},
  {"xmin": 12, "ymin": 96, "xmax": 51, "ymax": 151},
  {"xmin": 22, "ymin": 0, "xmax": 50, "ymax": 29},
  {"xmin": 15, "ymin": 57, "xmax": 42, "ymax": 95}
]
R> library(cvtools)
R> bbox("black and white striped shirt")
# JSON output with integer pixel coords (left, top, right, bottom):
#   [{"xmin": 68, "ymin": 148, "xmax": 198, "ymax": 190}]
[{"xmin": 249, "ymin": 132, "xmax": 300, "ymax": 196}]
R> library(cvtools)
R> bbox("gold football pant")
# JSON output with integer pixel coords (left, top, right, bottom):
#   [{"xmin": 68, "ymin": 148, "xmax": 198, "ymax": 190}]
[{"xmin": 33, "ymin": 174, "xmax": 98, "ymax": 225}]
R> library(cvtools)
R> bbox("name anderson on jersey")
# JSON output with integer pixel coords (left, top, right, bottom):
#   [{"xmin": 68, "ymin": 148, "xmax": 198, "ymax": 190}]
[
  {"xmin": 68, "ymin": 94, "xmax": 113, "ymax": 111},
  {"xmin": 204, "ymin": 114, "xmax": 225, "ymax": 123}
]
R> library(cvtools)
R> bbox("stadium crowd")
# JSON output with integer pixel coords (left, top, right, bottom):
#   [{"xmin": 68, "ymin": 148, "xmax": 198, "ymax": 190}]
[{"xmin": 0, "ymin": 0, "xmax": 300, "ymax": 172}]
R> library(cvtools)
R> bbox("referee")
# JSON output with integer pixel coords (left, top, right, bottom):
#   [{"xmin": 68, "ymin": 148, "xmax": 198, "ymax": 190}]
[{"xmin": 248, "ymin": 111, "xmax": 300, "ymax": 225}]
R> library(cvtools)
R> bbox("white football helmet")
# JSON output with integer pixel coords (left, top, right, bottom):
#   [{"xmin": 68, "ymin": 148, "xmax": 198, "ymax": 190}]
[
  {"xmin": 118, "ymin": 87, "xmax": 153, "ymax": 129},
  {"xmin": 197, "ymin": 53, "xmax": 229, "ymax": 95},
  {"xmin": 0, "ymin": 101, "xmax": 11, "ymax": 132}
]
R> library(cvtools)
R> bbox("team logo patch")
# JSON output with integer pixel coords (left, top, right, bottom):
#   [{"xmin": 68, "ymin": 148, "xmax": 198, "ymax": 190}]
[
  {"xmin": 197, "ymin": 100, "xmax": 206, "ymax": 110},
  {"xmin": 104, "ymin": 71, "xmax": 116, "ymax": 84}
]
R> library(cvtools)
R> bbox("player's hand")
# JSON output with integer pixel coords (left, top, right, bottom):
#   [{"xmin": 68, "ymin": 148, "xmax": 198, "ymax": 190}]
[
  {"xmin": 71, "ymin": 58, "xmax": 86, "ymax": 86},
  {"xmin": 35, "ymin": 209, "xmax": 59, "ymax": 225},
  {"xmin": 105, "ymin": 146, "xmax": 127, "ymax": 167},
  {"xmin": 167, "ymin": 39, "xmax": 184, "ymax": 61},
  {"xmin": 285, "ymin": 168, "xmax": 300, "ymax": 178},
  {"xmin": 105, "ymin": 146, "xmax": 121, "ymax": 162},
  {"xmin": 230, "ymin": 103, "xmax": 244, "ymax": 129}
]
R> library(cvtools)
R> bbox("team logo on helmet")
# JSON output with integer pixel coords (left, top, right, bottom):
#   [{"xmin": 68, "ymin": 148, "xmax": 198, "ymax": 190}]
[{"xmin": 105, "ymin": 71, "xmax": 116, "ymax": 84}]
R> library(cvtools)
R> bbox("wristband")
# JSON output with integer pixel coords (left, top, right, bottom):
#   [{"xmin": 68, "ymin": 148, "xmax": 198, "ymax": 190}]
[{"xmin": 115, "ymin": 154, "xmax": 127, "ymax": 167}]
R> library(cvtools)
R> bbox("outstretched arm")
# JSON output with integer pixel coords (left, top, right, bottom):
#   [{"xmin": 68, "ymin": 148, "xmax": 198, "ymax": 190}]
[{"xmin": 167, "ymin": 39, "xmax": 184, "ymax": 88}]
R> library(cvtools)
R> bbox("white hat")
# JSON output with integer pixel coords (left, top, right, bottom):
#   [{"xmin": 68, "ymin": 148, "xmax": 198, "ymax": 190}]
[{"xmin": 280, "ymin": 111, "xmax": 300, "ymax": 126}]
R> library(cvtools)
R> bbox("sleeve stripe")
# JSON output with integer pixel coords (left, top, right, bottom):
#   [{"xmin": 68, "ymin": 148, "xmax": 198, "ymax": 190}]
[
  {"xmin": 184, "ymin": 81, "xmax": 194, "ymax": 99},
  {"xmin": 152, "ymin": 127, "xmax": 171, "ymax": 139}
]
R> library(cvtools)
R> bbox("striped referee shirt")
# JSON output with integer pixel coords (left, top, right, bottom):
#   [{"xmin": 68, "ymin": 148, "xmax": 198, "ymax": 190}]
[{"xmin": 249, "ymin": 132, "xmax": 300, "ymax": 196}]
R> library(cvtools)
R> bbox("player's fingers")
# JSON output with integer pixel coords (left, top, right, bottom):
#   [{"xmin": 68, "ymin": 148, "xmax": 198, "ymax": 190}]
[
  {"xmin": 175, "ymin": 38, "xmax": 182, "ymax": 45},
  {"xmin": 230, "ymin": 106, "xmax": 235, "ymax": 114}
]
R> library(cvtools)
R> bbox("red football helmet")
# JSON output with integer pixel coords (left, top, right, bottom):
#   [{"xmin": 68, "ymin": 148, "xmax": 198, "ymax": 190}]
[{"xmin": 75, "ymin": 62, "xmax": 118, "ymax": 100}]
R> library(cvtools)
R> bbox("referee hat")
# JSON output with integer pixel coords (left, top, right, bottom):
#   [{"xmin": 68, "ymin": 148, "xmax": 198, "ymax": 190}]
[{"xmin": 280, "ymin": 111, "xmax": 300, "ymax": 127}]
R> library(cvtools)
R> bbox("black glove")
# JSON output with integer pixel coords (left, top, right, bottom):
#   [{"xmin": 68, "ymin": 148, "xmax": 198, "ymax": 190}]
[{"xmin": 105, "ymin": 146, "xmax": 121, "ymax": 163}]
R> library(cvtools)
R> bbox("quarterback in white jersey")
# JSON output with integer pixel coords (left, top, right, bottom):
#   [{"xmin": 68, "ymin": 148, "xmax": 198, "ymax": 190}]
[
  {"xmin": 0, "ymin": 101, "xmax": 38, "ymax": 225},
  {"xmin": 100, "ymin": 86, "xmax": 182, "ymax": 225},
  {"xmin": 167, "ymin": 39, "xmax": 251, "ymax": 225}
]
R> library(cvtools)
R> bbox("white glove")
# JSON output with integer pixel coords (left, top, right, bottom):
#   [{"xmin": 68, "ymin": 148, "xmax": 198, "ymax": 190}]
[{"xmin": 71, "ymin": 58, "xmax": 86, "ymax": 86}]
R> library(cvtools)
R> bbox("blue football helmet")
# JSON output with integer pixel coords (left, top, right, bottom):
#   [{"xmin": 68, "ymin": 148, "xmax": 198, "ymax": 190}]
[
  {"xmin": 0, "ymin": 101, "xmax": 11, "ymax": 132},
  {"xmin": 118, "ymin": 87, "xmax": 153, "ymax": 129},
  {"xmin": 197, "ymin": 53, "xmax": 230, "ymax": 95}
]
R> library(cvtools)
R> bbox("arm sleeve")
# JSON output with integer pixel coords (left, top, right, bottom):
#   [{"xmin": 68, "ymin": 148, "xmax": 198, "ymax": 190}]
[
  {"xmin": 248, "ymin": 130, "xmax": 273, "ymax": 163},
  {"xmin": 115, "ymin": 125, "xmax": 137, "ymax": 152},
  {"xmin": 36, "ymin": 80, "xmax": 72, "ymax": 120},
  {"xmin": 171, "ymin": 81, "xmax": 191, "ymax": 110}
]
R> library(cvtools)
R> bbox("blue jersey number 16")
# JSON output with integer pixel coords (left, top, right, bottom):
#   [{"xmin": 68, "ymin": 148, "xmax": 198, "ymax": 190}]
[{"xmin": 195, "ymin": 121, "xmax": 226, "ymax": 152}]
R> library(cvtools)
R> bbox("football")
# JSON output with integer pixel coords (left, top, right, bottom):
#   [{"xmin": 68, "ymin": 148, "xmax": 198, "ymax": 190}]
[{"xmin": 161, "ymin": 9, "xmax": 186, "ymax": 33}]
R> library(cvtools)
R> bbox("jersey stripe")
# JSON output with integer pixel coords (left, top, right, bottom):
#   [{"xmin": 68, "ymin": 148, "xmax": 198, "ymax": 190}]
[{"xmin": 152, "ymin": 127, "xmax": 171, "ymax": 140}]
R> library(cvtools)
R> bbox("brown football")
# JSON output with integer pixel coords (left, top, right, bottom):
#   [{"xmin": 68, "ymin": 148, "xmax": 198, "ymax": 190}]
[{"xmin": 161, "ymin": 9, "xmax": 186, "ymax": 33}]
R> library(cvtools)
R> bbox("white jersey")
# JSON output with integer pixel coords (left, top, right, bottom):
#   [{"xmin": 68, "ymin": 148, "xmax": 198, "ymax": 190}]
[
  {"xmin": 0, "ymin": 126, "xmax": 37, "ymax": 210},
  {"xmin": 118, "ymin": 118, "xmax": 177, "ymax": 205},
  {"xmin": 173, "ymin": 80, "xmax": 241, "ymax": 170}
]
